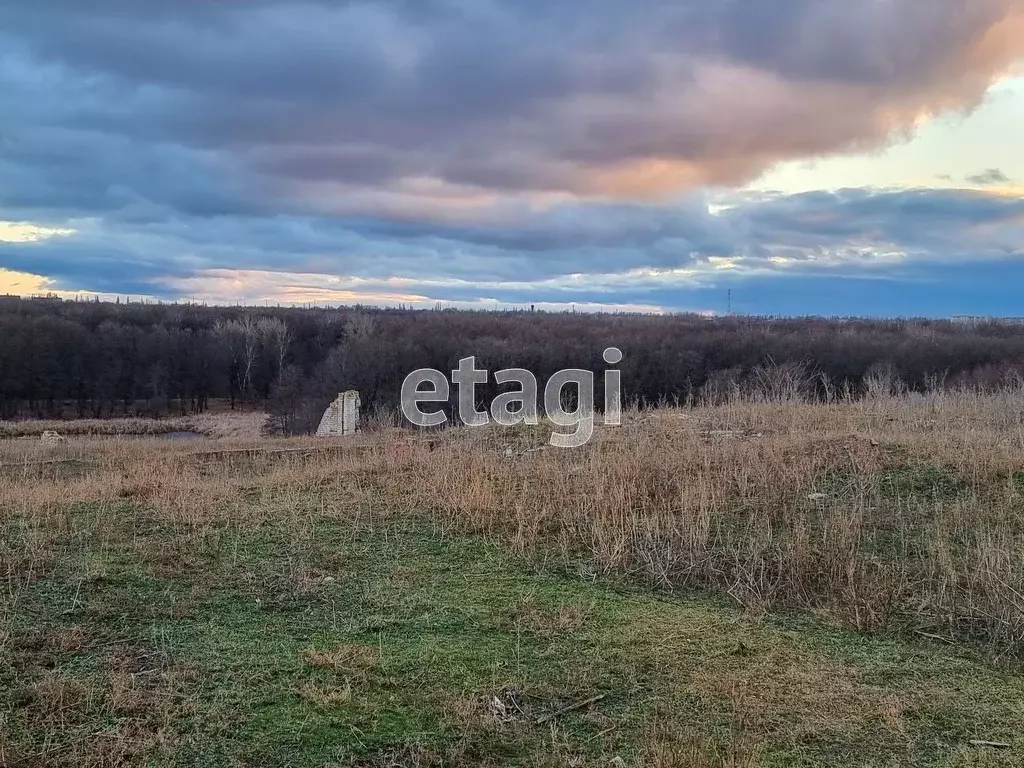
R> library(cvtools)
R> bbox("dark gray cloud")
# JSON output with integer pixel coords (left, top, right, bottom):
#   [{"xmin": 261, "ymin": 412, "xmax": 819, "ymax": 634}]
[
  {"xmin": 1, "ymin": 1, "xmax": 1023, "ymax": 300},
  {"xmin": 966, "ymin": 168, "xmax": 1012, "ymax": 185},
  {"xmin": 5, "ymin": 188, "xmax": 1022, "ymax": 303},
  {"xmin": 2, "ymin": 0, "xmax": 1022, "ymax": 204},
  {"xmin": 726, "ymin": 189, "xmax": 1024, "ymax": 270}
]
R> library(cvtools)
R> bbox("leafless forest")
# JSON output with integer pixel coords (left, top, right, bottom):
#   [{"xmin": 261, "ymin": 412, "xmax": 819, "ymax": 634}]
[{"xmin": 3, "ymin": 296, "xmax": 1024, "ymax": 433}]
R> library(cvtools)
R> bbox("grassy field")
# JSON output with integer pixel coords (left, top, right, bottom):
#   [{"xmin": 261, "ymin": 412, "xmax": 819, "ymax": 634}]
[
  {"xmin": 0, "ymin": 411, "xmax": 266, "ymax": 440},
  {"xmin": 2, "ymin": 391, "xmax": 1024, "ymax": 766}
]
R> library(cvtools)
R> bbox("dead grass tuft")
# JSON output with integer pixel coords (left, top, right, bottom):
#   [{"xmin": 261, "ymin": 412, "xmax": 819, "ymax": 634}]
[
  {"xmin": 296, "ymin": 680, "xmax": 353, "ymax": 708},
  {"xmin": 303, "ymin": 643, "xmax": 379, "ymax": 677},
  {"xmin": 640, "ymin": 715, "xmax": 763, "ymax": 768},
  {"xmin": 508, "ymin": 597, "xmax": 592, "ymax": 635},
  {"xmin": 18, "ymin": 672, "xmax": 92, "ymax": 727}
]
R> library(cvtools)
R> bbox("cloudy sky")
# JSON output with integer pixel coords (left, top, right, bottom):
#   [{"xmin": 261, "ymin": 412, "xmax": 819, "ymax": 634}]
[{"xmin": 2, "ymin": 0, "xmax": 1023, "ymax": 316}]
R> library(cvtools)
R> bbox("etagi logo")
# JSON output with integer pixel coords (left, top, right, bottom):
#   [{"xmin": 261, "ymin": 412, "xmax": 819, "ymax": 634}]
[{"xmin": 400, "ymin": 348, "xmax": 623, "ymax": 448}]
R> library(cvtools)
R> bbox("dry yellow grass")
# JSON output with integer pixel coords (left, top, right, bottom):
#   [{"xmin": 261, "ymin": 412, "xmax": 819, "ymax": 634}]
[
  {"xmin": 4, "ymin": 393, "xmax": 1024, "ymax": 768},
  {"xmin": 0, "ymin": 410, "xmax": 267, "ymax": 440},
  {"xmin": 2, "ymin": 388, "xmax": 1023, "ymax": 654}
]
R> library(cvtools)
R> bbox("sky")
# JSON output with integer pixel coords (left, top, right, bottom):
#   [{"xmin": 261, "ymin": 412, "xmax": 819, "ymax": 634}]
[{"xmin": 2, "ymin": 0, "xmax": 1023, "ymax": 317}]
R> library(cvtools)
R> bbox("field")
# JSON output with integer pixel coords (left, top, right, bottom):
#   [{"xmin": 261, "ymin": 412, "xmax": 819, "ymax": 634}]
[
  {"xmin": 2, "ymin": 391, "xmax": 1024, "ymax": 766},
  {"xmin": 0, "ymin": 411, "xmax": 266, "ymax": 440}
]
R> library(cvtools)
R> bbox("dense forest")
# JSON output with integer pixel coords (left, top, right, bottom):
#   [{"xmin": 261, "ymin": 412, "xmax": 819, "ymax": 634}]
[{"xmin": 2, "ymin": 295, "xmax": 1024, "ymax": 432}]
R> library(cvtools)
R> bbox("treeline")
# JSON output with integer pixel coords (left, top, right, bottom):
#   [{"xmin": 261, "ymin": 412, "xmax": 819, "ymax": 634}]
[{"xmin": 2, "ymin": 295, "xmax": 1024, "ymax": 430}]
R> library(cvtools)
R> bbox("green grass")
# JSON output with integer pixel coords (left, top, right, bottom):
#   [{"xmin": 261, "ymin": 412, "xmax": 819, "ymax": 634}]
[
  {"xmin": 3, "ymin": 513, "xmax": 1024, "ymax": 766},
  {"xmin": 814, "ymin": 462, "xmax": 970, "ymax": 504},
  {"xmin": 875, "ymin": 465, "xmax": 969, "ymax": 501}
]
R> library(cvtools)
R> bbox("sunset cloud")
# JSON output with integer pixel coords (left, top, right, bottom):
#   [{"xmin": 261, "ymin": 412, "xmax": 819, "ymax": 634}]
[{"xmin": 2, "ymin": 1, "xmax": 1024, "ymax": 315}]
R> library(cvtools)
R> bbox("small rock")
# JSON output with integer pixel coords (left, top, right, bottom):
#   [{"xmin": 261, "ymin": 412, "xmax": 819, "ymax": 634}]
[
  {"xmin": 487, "ymin": 684, "xmax": 525, "ymax": 721},
  {"xmin": 489, "ymin": 695, "xmax": 507, "ymax": 718}
]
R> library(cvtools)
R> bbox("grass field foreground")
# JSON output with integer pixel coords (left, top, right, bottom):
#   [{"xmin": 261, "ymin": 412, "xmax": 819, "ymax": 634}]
[{"xmin": 2, "ymin": 390, "xmax": 1024, "ymax": 765}]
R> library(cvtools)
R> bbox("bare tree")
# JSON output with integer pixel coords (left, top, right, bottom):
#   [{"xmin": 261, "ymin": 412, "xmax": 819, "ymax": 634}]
[
  {"xmin": 258, "ymin": 317, "xmax": 292, "ymax": 382},
  {"xmin": 214, "ymin": 317, "xmax": 259, "ymax": 405},
  {"xmin": 239, "ymin": 314, "xmax": 260, "ymax": 398}
]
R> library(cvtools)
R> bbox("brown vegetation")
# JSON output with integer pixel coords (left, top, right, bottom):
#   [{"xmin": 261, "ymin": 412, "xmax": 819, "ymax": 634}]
[
  {"xmin": 0, "ymin": 411, "xmax": 267, "ymax": 440},
  {"xmin": 3, "ymin": 388, "xmax": 1024, "ymax": 656}
]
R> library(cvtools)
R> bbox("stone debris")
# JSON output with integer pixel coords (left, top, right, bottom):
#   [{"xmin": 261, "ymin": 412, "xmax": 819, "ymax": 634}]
[
  {"xmin": 487, "ymin": 684, "xmax": 527, "ymax": 722},
  {"xmin": 501, "ymin": 445, "xmax": 547, "ymax": 459},
  {"xmin": 316, "ymin": 390, "xmax": 361, "ymax": 437}
]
